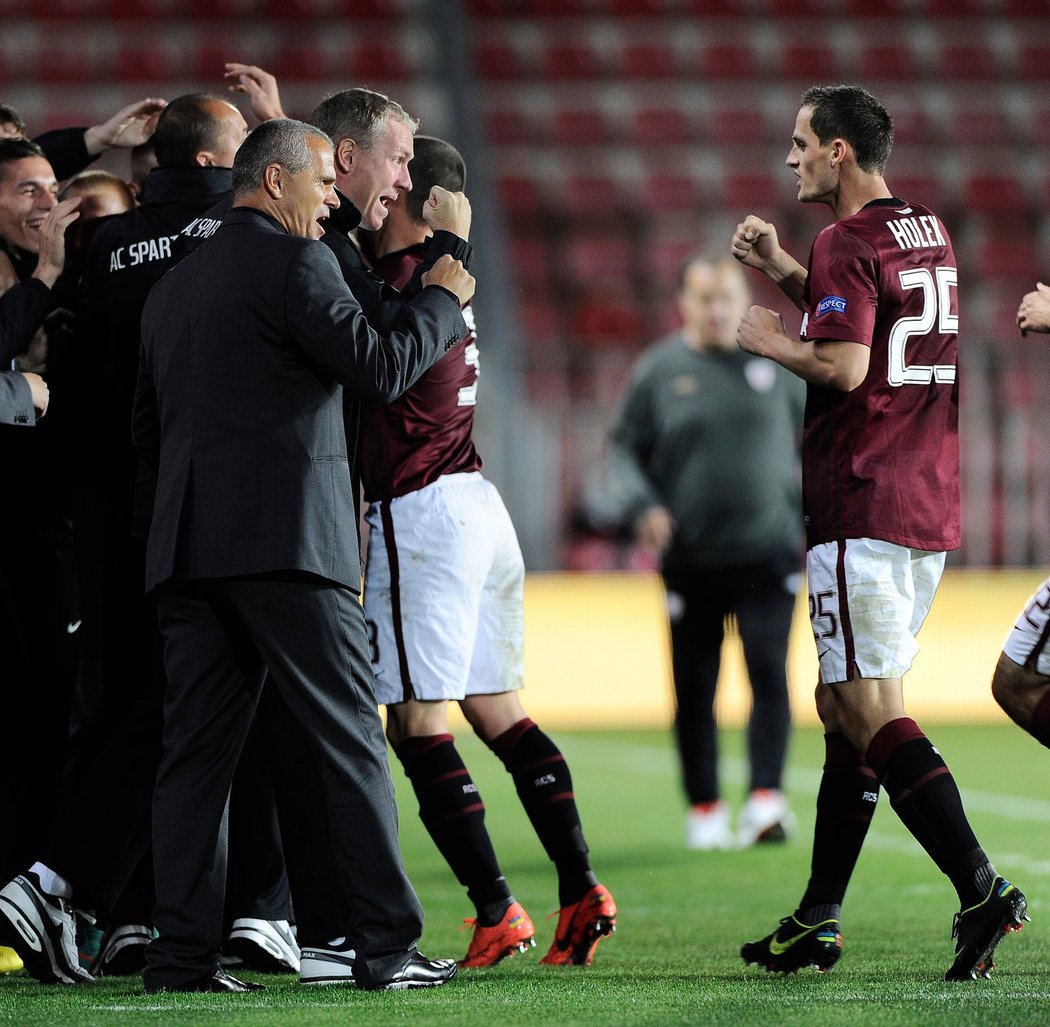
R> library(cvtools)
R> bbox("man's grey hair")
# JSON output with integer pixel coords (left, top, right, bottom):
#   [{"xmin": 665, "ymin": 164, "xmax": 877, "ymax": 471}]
[
  {"xmin": 232, "ymin": 118, "xmax": 332, "ymax": 196},
  {"xmin": 308, "ymin": 87, "xmax": 417, "ymax": 150}
]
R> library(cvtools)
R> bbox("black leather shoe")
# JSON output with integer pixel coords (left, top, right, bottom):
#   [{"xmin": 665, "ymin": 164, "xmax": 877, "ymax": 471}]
[
  {"xmin": 144, "ymin": 968, "xmax": 267, "ymax": 993},
  {"xmin": 360, "ymin": 951, "xmax": 458, "ymax": 991}
]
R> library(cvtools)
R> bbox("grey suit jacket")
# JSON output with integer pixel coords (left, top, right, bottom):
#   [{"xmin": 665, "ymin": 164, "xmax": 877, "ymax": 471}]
[
  {"xmin": 0, "ymin": 371, "xmax": 34, "ymax": 426},
  {"xmin": 133, "ymin": 206, "xmax": 466, "ymax": 593}
]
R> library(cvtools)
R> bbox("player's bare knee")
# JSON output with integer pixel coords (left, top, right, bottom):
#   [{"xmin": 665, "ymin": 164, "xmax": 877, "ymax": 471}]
[{"xmin": 461, "ymin": 691, "xmax": 527, "ymax": 744}]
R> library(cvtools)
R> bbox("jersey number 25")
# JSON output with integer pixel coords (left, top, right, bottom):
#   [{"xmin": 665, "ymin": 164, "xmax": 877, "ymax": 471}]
[{"xmin": 888, "ymin": 266, "xmax": 957, "ymax": 387}]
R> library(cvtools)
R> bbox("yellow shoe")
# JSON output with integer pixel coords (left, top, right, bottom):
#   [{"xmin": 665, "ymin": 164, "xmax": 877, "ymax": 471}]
[{"xmin": 0, "ymin": 945, "xmax": 23, "ymax": 974}]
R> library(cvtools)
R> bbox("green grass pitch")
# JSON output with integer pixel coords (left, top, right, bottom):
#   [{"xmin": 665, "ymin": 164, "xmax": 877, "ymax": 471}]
[{"xmin": 2, "ymin": 723, "xmax": 1049, "ymax": 1026}]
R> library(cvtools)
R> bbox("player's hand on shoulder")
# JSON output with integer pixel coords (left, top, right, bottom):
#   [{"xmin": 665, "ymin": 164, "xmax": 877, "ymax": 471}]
[
  {"xmin": 422, "ymin": 185, "xmax": 471, "ymax": 240},
  {"xmin": 422, "ymin": 253, "xmax": 475, "ymax": 307},
  {"xmin": 737, "ymin": 304, "xmax": 786, "ymax": 356},
  {"xmin": 731, "ymin": 215, "xmax": 781, "ymax": 271},
  {"xmin": 1017, "ymin": 281, "xmax": 1050, "ymax": 337}
]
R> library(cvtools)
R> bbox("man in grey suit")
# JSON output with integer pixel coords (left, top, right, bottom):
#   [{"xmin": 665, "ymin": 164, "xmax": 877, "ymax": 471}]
[{"xmin": 132, "ymin": 117, "xmax": 474, "ymax": 993}]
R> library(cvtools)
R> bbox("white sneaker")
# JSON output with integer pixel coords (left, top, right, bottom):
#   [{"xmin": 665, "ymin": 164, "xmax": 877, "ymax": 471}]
[
  {"xmin": 685, "ymin": 802, "xmax": 733, "ymax": 850},
  {"xmin": 222, "ymin": 917, "xmax": 300, "ymax": 973},
  {"xmin": 300, "ymin": 942, "xmax": 356, "ymax": 985},
  {"xmin": 736, "ymin": 789, "xmax": 796, "ymax": 848},
  {"xmin": 0, "ymin": 874, "xmax": 94, "ymax": 984}
]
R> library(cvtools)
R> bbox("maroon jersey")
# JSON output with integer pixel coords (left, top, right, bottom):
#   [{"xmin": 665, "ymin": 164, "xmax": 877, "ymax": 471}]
[
  {"xmin": 799, "ymin": 198, "xmax": 959, "ymax": 551},
  {"xmin": 361, "ymin": 242, "xmax": 481, "ymax": 501}
]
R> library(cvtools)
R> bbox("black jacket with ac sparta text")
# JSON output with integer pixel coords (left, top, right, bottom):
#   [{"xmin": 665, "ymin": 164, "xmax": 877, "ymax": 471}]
[{"xmin": 75, "ymin": 165, "xmax": 233, "ymax": 518}]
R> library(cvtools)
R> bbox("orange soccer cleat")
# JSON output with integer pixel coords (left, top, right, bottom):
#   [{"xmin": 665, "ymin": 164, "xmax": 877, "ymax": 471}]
[
  {"xmin": 459, "ymin": 901, "xmax": 536, "ymax": 968},
  {"xmin": 539, "ymin": 884, "xmax": 617, "ymax": 966}
]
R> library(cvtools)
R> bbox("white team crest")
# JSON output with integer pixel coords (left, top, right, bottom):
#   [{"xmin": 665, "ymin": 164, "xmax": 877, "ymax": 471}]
[
  {"xmin": 671, "ymin": 374, "xmax": 698, "ymax": 396},
  {"xmin": 744, "ymin": 359, "xmax": 776, "ymax": 393}
]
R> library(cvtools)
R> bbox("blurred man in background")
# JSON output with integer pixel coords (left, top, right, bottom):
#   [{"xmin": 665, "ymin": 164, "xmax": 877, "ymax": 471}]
[{"xmin": 607, "ymin": 252, "xmax": 805, "ymax": 851}]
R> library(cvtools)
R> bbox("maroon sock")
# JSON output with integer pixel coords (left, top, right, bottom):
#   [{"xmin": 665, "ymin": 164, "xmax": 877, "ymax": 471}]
[
  {"xmin": 395, "ymin": 734, "xmax": 510, "ymax": 923},
  {"xmin": 799, "ymin": 733, "xmax": 879, "ymax": 916},
  {"xmin": 489, "ymin": 718, "xmax": 596, "ymax": 906},
  {"xmin": 866, "ymin": 718, "xmax": 989, "ymax": 906}
]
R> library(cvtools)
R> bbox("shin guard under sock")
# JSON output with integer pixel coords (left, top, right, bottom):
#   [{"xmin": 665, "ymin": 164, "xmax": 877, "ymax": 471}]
[
  {"xmin": 799, "ymin": 733, "xmax": 879, "ymax": 921},
  {"xmin": 395, "ymin": 734, "xmax": 511, "ymax": 923},
  {"xmin": 866, "ymin": 718, "xmax": 991, "ymax": 907},
  {"xmin": 488, "ymin": 718, "xmax": 596, "ymax": 906}
]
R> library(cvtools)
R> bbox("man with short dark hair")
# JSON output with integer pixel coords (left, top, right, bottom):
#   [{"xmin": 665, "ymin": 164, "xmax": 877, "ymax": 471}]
[
  {"xmin": 732, "ymin": 84, "xmax": 1027, "ymax": 982},
  {"xmin": 360, "ymin": 136, "xmax": 618, "ymax": 970},
  {"xmin": 0, "ymin": 94, "xmax": 257, "ymax": 986},
  {"xmin": 0, "ymin": 140, "xmax": 83, "ymax": 915},
  {"xmin": 134, "ymin": 116, "xmax": 473, "ymax": 993}
]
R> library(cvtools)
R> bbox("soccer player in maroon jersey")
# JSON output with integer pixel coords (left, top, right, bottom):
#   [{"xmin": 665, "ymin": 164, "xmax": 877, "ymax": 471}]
[
  {"xmin": 992, "ymin": 284, "xmax": 1050, "ymax": 751},
  {"xmin": 730, "ymin": 85, "xmax": 1027, "ymax": 981},
  {"xmin": 358, "ymin": 137, "xmax": 616, "ymax": 970}
]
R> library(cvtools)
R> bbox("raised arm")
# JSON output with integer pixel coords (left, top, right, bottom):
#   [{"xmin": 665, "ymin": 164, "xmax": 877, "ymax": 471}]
[{"xmin": 731, "ymin": 215, "xmax": 807, "ymax": 312}]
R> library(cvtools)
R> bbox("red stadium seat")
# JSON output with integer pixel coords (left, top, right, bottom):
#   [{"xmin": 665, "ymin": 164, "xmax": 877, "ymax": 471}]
[
  {"xmin": 570, "ymin": 288, "xmax": 645, "ymax": 347},
  {"xmin": 485, "ymin": 107, "xmax": 536, "ymax": 146},
  {"xmin": 615, "ymin": 42, "xmax": 679, "ymax": 80},
  {"xmin": 1004, "ymin": 0, "xmax": 1050, "ymax": 14},
  {"xmin": 889, "ymin": 173, "xmax": 945, "ymax": 213},
  {"xmin": 722, "ymin": 170, "xmax": 790, "ymax": 213},
  {"xmin": 116, "ymin": 43, "xmax": 176, "ymax": 83},
  {"xmin": 937, "ymin": 43, "xmax": 1001, "ymax": 81},
  {"xmin": 266, "ymin": 0, "xmax": 401, "ymax": 14},
  {"xmin": 857, "ymin": 42, "xmax": 919, "ymax": 80},
  {"xmin": 637, "ymin": 172, "xmax": 704, "ymax": 215},
  {"xmin": 888, "ymin": 101, "xmax": 936, "ymax": 146},
  {"xmin": 778, "ymin": 42, "xmax": 843, "ymax": 84},
  {"xmin": 846, "ymin": 0, "xmax": 908, "ymax": 14},
  {"xmin": 108, "ymin": 0, "xmax": 184, "ymax": 14},
  {"xmin": 563, "ymin": 173, "xmax": 626, "ymax": 221},
  {"xmin": 526, "ymin": 0, "xmax": 589, "ymax": 14},
  {"xmin": 975, "ymin": 236, "xmax": 1041, "ymax": 281},
  {"xmin": 1016, "ymin": 44, "xmax": 1050, "ymax": 80},
  {"xmin": 541, "ymin": 41, "xmax": 604, "ymax": 80},
  {"xmin": 1028, "ymin": 107, "xmax": 1050, "ymax": 147},
  {"xmin": 473, "ymin": 39, "xmax": 523, "ymax": 81},
  {"xmin": 349, "ymin": 41, "xmax": 413, "ymax": 81},
  {"xmin": 465, "ymin": 0, "xmax": 526, "ymax": 15},
  {"xmin": 946, "ymin": 109, "xmax": 1014, "ymax": 148},
  {"xmin": 550, "ymin": 107, "xmax": 613, "ymax": 147},
  {"xmin": 684, "ymin": 0, "xmax": 750, "ymax": 14},
  {"xmin": 694, "ymin": 43, "xmax": 757, "ymax": 80},
  {"xmin": 509, "ymin": 236, "xmax": 554, "ymax": 286},
  {"xmin": 923, "ymin": 0, "xmax": 986, "ymax": 14},
  {"xmin": 518, "ymin": 297, "xmax": 564, "ymax": 347},
  {"xmin": 274, "ymin": 43, "xmax": 331, "ymax": 81},
  {"xmin": 628, "ymin": 106, "xmax": 694, "ymax": 146},
  {"xmin": 962, "ymin": 172, "xmax": 1029, "ymax": 220},
  {"xmin": 188, "ymin": 0, "xmax": 267, "ymax": 16},
  {"xmin": 29, "ymin": 0, "xmax": 107, "ymax": 16},
  {"xmin": 608, "ymin": 0, "xmax": 674, "ymax": 14},
  {"xmin": 767, "ymin": 0, "xmax": 828, "ymax": 14},
  {"xmin": 643, "ymin": 237, "xmax": 698, "ymax": 282},
  {"xmin": 35, "ymin": 41, "xmax": 105, "ymax": 82},
  {"xmin": 564, "ymin": 232, "xmax": 632, "ymax": 283},
  {"xmin": 495, "ymin": 175, "xmax": 544, "ymax": 220},
  {"xmin": 709, "ymin": 107, "xmax": 770, "ymax": 146}
]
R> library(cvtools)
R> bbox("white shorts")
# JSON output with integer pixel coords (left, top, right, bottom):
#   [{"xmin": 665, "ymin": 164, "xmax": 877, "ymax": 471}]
[
  {"xmin": 807, "ymin": 538, "xmax": 946, "ymax": 683},
  {"xmin": 363, "ymin": 472, "xmax": 526, "ymax": 706},
  {"xmin": 1002, "ymin": 575, "xmax": 1050, "ymax": 676}
]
